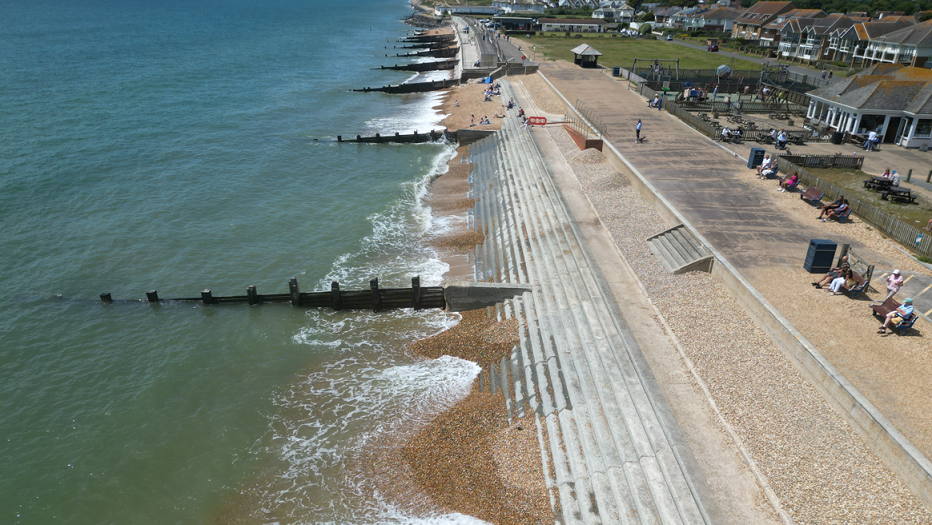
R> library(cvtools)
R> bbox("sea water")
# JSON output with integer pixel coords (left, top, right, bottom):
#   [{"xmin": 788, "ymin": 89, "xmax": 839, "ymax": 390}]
[{"xmin": 0, "ymin": 1, "xmax": 481, "ymax": 523}]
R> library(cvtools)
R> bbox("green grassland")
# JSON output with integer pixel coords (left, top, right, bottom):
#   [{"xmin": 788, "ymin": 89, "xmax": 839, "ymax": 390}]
[
  {"xmin": 802, "ymin": 167, "xmax": 931, "ymax": 225},
  {"xmin": 519, "ymin": 34, "xmax": 765, "ymax": 71}
]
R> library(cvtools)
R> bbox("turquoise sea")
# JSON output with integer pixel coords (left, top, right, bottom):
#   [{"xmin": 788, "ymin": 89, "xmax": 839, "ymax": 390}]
[{"xmin": 0, "ymin": 1, "xmax": 482, "ymax": 523}]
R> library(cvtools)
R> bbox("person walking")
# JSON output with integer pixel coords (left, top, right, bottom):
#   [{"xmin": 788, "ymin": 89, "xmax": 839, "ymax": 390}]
[
  {"xmin": 829, "ymin": 71, "xmax": 833, "ymax": 80},
  {"xmin": 635, "ymin": 119, "xmax": 642, "ymax": 142},
  {"xmin": 821, "ymin": 69, "xmax": 827, "ymax": 81},
  {"xmin": 872, "ymin": 269, "xmax": 905, "ymax": 305}
]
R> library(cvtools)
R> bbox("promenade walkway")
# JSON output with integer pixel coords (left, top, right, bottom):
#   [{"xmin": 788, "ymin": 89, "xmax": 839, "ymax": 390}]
[{"xmin": 504, "ymin": 63, "xmax": 932, "ymax": 521}]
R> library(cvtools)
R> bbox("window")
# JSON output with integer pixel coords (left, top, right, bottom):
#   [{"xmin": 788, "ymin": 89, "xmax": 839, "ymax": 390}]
[{"xmin": 916, "ymin": 119, "xmax": 932, "ymax": 138}]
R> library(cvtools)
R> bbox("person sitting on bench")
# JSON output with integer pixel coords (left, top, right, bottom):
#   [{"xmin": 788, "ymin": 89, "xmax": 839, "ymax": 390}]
[
  {"xmin": 778, "ymin": 172, "xmax": 798, "ymax": 192},
  {"xmin": 812, "ymin": 256, "xmax": 849, "ymax": 288},
  {"xmin": 878, "ymin": 298, "xmax": 913, "ymax": 334},
  {"xmin": 827, "ymin": 268, "xmax": 857, "ymax": 295},
  {"xmin": 755, "ymin": 154, "xmax": 772, "ymax": 178},
  {"xmin": 721, "ymin": 126, "xmax": 732, "ymax": 142},
  {"xmin": 776, "ymin": 129, "xmax": 788, "ymax": 150},
  {"xmin": 761, "ymin": 164, "xmax": 779, "ymax": 179},
  {"xmin": 733, "ymin": 126, "xmax": 742, "ymax": 142},
  {"xmin": 821, "ymin": 199, "xmax": 848, "ymax": 222},
  {"xmin": 649, "ymin": 94, "xmax": 660, "ymax": 108},
  {"xmin": 818, "ymin": 196, "xmax": 845, "ymax": 218}
]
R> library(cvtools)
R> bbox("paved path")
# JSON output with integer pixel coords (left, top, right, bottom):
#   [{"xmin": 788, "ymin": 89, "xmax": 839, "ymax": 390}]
[{"xmin": 533, "ymin": 59, "xmax": 932, "ymax": 478}]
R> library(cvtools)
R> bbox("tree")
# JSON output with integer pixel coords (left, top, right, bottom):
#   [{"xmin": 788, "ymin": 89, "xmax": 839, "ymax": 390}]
[
  {"xmin": 642, "ymin": 12, "xmax": 656, "ymax": 21},
  {"xmin": 639, "ymin": 22, "xmax": 652, "ymax": 34}
]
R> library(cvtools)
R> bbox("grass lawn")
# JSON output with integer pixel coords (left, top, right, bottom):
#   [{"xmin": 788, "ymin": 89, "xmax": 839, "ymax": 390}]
[
  {"xmin": 802, "ymin": 167, "xmax": 932, "ymax": 226},
  {"xmin": 518, "ymin": 34, "xmax": 764, "ymax": 71}
]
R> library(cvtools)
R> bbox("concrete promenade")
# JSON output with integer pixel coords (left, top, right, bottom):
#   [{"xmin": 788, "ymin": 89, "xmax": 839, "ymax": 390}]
[{"xmin": 506, "ymin": 62, "xmax": 932, "ymax": 519}]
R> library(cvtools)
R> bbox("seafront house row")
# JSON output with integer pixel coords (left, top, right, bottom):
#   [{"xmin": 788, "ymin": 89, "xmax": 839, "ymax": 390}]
[{"xmin": 806, "ymin": 63, "xmax": 932, "ymax": 148}]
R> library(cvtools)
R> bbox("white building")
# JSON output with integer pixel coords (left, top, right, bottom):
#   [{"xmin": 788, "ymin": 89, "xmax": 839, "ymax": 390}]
[{"xmin": 805, "ymin": 63, "xmax": 932, "ymax": 149}]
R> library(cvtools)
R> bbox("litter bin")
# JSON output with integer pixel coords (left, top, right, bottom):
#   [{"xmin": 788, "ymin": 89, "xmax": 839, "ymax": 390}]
[
  {"xmin": 612, "ymin": 66, "xmax": 620, "ymax": 77},
  {"xmin": 804, "ymin": 239, "xmax": 837, "ymax": 273},
  {"xmin": 831, "ymin": 131, "xmax": 844, "ymax": 144},
  {"xmin": 748, "ymin": 147, "xmax": 766, "ymax": 169}
]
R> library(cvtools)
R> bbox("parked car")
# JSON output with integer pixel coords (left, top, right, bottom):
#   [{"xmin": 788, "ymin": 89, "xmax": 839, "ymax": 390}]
[
  {"xmin": 665, "ymin": 35, "xmax": 673, "ymax": 41},
  {"xmin": 708, "ymin": 44, "xmax": 719, "ymax": 52}
]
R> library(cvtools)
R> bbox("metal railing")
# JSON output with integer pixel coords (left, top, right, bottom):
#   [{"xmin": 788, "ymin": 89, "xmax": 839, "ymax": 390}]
[{"xmin": 574, "ymin": 98, "xmax": 608, "ymax": 137}]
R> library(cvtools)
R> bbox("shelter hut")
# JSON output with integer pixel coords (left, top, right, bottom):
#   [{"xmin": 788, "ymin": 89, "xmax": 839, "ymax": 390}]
[{"xmin": 570, "ymin": 44, "xmax": 602, "ymax": 69}]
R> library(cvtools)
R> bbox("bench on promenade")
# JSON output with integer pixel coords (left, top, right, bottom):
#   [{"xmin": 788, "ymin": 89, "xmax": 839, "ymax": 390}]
[
  {"xmin": 777, "ymin": 173, "xmax": 800, "ymax": 191},
  {"xmin": 827, "ymin": 206, "xmax": 853, "ymax": 222},
  {"xmin": 842, "ymin": 270, "xmax": 869, "ymax": 297},
  {"xmin": 871, "ymin": 298, "xmax": 918, "ymax": 335},
  {"xmin": 800, "ymin": 186, "xmax": 825, "ymax": 206}
]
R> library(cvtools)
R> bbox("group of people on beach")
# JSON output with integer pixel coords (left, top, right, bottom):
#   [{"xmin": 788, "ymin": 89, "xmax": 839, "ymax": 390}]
[{"xmin": 812, "ymin": 258, "xmax": 913, "ymax": 334}]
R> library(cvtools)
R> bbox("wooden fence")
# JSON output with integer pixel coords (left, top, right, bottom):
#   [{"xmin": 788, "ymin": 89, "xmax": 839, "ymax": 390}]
[
  {"xmin": 100, "ymin": 277, "xmax": 446, "ymax": 311},
  {"xmin": 774, "ymin": 157, "xmax": 932, "ymax": 256},
  {"xmin": 777, "ymin": 154, "xmax": 863, "ymax": 170}
]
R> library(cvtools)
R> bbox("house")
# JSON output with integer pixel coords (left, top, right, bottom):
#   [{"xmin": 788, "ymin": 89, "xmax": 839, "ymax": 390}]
[
  {"xmin": 758, "ymin": 8, "xmax": 824, "ymax": 48},
  {"xmin": 828, "ymin": 18, "xmax": 916, "ymax": 64},
  {"xmin": 434, "ymin": 5, "xmax": 501, "ymax": 16},
  {"xmin": 492, "ymin": 2, "xmax": 546, "ymax": 14},
  {"xmin": 806, "ymin": 63, "xmax": 932, "ymax": 149},
  {"xmin": 852, "ymin": 18, "xmax": 932, "ymax": 68},
  {"xmin": 653, "ymin": 6, "xmax": 683, "ymax": 25},
  {"xmin": 593, "ymin": 4, "xmax": 634, "ymax": 23},
  {"xmin": 731, "ymin": 1, "xmax": 796, "ymax": 42},
  {"xmin": 666, "ymin": 7, "xmax": 706, "ymax": 29},
  {"xmin": 693, "ymin": 7, "xmax": 742, "ymax": 32},
  {"xmin": 539, "ymin": 18, "xmax": 607, "ymax": 32},
  {"xmin": 777, "ymin": 13, "xmax": 857, "ymax": 62}
]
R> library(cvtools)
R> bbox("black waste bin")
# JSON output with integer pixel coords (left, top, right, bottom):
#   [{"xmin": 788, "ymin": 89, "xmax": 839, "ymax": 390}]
[
  {"xmin": 831, "ymin": 131, "xmax": 844, "ymax": 144},
  {"xmin": 748, "ymin": 147, "xmax": 766, "ymax": 169},
  {"xmin": 612, "ymin": 66, "xmax": 620, "ymax": 77},
  {"xmin": 804, "ymin": 239, "xmax": 837, "ymax": 273}
]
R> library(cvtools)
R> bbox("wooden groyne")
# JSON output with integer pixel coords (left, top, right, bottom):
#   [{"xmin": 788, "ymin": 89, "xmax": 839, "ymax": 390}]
[
  {"xmin": 389, "ymin": 43, "xmax": 439, "ymax": 49},
  {"xmin": 374, "ymin": 60, "xmax": 456, "ymax": 72},
  {"xmin": 395, "ymin": 47, "xmax": 457, "ymax": 58},
  {"xmin": 353, "ymin": 78, "xmax": 458, "ymax": 94},
  {"xmin": 99, "ymin": 277, "xmax": 445, "ymax": 311},
  {"xmin": 400, "ymin": 34, "xmax": 454, "ymax": 44},
  {"xmin": 337, "ymin": 129, "xmax": 452, "ymax": 144}
]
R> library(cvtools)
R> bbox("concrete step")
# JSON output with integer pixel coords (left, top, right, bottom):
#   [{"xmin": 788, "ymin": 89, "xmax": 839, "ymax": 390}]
[{"xmin": 646, "ymin": 225, "xmax": 713, "ymax": 275}]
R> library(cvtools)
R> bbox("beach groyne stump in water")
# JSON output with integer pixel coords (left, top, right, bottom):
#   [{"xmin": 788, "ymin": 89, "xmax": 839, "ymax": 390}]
[{"xmin": 100, "ymin": 276, "xmax": 445, "ymax": 311}]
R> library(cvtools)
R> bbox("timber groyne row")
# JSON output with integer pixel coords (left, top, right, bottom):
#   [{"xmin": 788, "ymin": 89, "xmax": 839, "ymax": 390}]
[{"xmin": 101, "ymin": 277, "xmax": 444, "ymax": 311}]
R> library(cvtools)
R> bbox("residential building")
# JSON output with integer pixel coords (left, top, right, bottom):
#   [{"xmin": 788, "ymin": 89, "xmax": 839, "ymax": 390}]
[
  {"xmin": 653, "ymin": 6, "xmax": 682, "ymax": 25},
  {"xmin": 852, "ymin": 18, "xmax": 932, "ymax": 68},
  {"xmin": 731, "ymin": 1, "xmax": 796, "ymax": 42},
  {"xmin": 777, "ymin": 13, "xmax": 857, "ymax": 61},
  {"xmin": 806, "ymin": 63, "xmax": 932, "ymax": 149},
  {"xmin": 666, "ymin": 7, "xmax": 706, "ymax": 29},
  {"xmin": 434, "ymin": 5, "xmax": 501, "ymax": 16},
  {"xmin": 492, "ymin": 1, "xmax": 546, "ymax": 14},
  {"xmin": 593, "ymin": 4, "xmax": 634, "ymax": 23},
  {"xmin": 539, "ymin": 18, "xmax": 607, "ymax": 32},
  {"xmin": 698, "ymin": 8, "xmax": 743, "ymax": 32},
  {"xmin": 828, "ymin": 18, "xmax": 916, "ymax": 64},
  {"xmin": 759, "ymin": 8, "xmax": 824, "ymax": 48}
]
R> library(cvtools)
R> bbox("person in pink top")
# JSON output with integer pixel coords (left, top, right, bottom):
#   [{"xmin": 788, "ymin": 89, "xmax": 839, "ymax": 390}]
[{"xmin": 872, "ymin": 269, "xmax": 904, "ymax": 305}]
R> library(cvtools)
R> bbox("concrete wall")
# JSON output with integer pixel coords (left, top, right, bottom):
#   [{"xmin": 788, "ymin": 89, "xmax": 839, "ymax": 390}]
[
  {"xmin": 535, "ymin": 69, "xmax": 932, "ymax": 512},
  {"xmin": 455, "ymin": 129, "xmax": 496, "ymax": 145}
]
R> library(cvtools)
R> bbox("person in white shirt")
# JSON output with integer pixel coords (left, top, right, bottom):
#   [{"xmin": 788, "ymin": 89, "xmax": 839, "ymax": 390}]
[
  {"xmin": 863, "ymin": 130, "xmax": 879, "ymax": 150},
  {"xmin": 756, "ymin": 154, "xmax": 772, "ymax": 178}
]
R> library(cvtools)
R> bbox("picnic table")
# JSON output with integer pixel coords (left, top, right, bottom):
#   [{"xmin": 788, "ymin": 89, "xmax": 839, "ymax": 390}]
[
  {"xmin": 863, "ymin": 176, "xmax": 893, "ymax": 190},
  {"xmin": 880, "ymin": 187, "xmax": 916, "ymax": 203}
]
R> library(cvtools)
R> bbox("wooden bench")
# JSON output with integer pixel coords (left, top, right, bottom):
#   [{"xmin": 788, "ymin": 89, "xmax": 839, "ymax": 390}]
[
  {"xmin": 871, "ymin": 298, "xmax": 919, "ymax": 335},
  {"xmin": 841, "ymin": 270, "xmax": 868, "ymax": 297},
  {"xmin": 777, "ymin": 173, "xmax": 800, "ymax": 191},
  {"xmin": 799, "ymin": 185, "xmax": 825, "ymax": 206},
  {"xmin": 830, "ymin": 206, "xmax": 852, "ymax": 222},
  {"xmin": 863, "ymin": 177, "xmax": 892, "ymax": 191}
]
